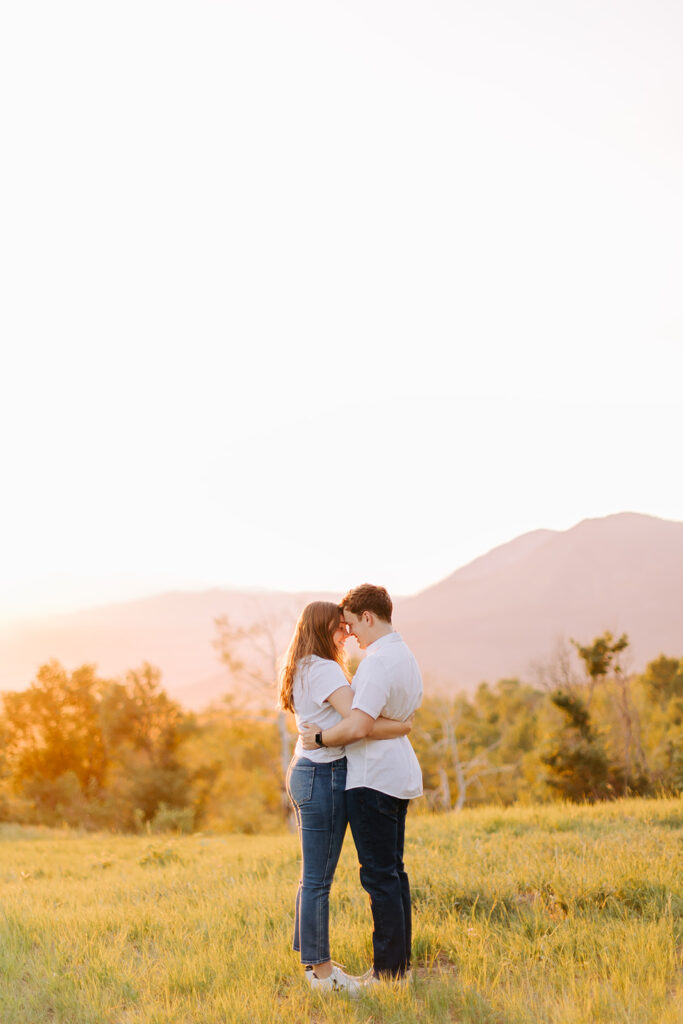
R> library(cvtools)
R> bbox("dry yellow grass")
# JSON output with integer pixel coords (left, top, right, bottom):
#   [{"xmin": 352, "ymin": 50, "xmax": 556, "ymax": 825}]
[{"xmin": 0, "ymin": 797, "xmax": 681, "ymax": 1023}]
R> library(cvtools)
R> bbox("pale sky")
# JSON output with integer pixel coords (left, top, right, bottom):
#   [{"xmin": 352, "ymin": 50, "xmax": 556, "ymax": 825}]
[{"xmin": 1, "ymin": 1, "xmax": 682, "ymax": 622}]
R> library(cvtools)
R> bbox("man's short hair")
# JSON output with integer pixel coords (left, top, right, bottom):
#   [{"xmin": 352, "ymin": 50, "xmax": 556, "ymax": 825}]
[{"xmin": 341, "ymin": 584, "xmax": 393, "ymax": 623}]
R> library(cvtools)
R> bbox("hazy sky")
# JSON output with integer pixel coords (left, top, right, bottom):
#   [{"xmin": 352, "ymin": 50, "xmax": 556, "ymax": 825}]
[{"xmin": 1, "ymin": 1, "xmax": 682, "ymax": 621}]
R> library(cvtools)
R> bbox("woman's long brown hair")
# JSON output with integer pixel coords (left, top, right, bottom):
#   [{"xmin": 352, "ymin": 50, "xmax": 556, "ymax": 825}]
[{"xmin": 278, "ymin": 601, "xmax": 348, "ymax": 712}]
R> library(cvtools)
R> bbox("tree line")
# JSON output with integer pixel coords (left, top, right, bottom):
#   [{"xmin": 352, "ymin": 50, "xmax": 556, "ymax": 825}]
[
  {"xmin": 0, "ymin": 632, "xmax": 680, "ymax": 833},
  {"xmin": 416, "ymin": 635, "xmax": 682, "ymax": 809}
]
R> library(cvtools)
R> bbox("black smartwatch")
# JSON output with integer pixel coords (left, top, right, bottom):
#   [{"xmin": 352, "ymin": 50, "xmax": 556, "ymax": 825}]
[{"xmin": 315, "ymin": 731, "xmax": 325, "ymax": 748}]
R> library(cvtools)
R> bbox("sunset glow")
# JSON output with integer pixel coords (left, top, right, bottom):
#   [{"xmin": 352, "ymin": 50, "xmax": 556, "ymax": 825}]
[{"xmin": 2, "ymin": 1, "xmax": 682, "ymax": 622}]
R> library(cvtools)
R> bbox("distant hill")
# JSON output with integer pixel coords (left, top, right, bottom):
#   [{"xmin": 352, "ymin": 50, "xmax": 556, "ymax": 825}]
[
  {"xmin": 1, "ymin": 513, "xmax": 681, "ymax": 708},
  {"xmin": 397, "ymin": 512, "xmax": 683, "ymax": 688},
  {"xmin": 0, "ymin": 589, "xmax": 336, "ymax": 711}
]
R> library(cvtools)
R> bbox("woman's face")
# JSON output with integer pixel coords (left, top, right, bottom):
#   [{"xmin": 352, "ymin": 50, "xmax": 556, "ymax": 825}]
[{"xmin": 331, "ymin": 618, "xmax": 349, "ymax": 653}]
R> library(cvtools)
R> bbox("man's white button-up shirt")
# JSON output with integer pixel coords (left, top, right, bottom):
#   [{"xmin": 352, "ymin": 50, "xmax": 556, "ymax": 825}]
[{"xmin": 346, "ymin": 631, "xmax": 423, "ymax": 800}]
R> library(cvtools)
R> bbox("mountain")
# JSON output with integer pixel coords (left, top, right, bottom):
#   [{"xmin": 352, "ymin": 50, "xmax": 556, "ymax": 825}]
[
  {"xmin": 0, "ymin": 588, "xmax": 336, "ymax": 711},
  {"xmin": 1, "ymin": 513, "xmax": 681, "ymax": 708},
  {"xmin": 396, "ymin": 512, "xmax": 683, "ymax": 688}
]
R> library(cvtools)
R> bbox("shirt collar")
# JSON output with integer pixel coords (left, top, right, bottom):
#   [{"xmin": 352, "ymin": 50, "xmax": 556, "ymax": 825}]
[{"xmin": 366, "ymin": 631, "xmax": 401, "ymax": 653}]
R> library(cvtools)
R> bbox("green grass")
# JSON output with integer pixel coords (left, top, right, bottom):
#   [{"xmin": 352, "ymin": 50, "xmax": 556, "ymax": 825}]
[{"xmin": 0, "ymin": 798, "xmax": 681, "ymax": 1023}]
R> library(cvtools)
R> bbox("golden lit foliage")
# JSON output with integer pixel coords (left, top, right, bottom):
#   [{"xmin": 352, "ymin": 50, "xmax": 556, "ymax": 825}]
[
  {"xmin": 181, "ymin": 696, "xmax": 288, "ymax": 834},
  {"xmin": 1, "ymin": 662, "xmax": 192, "ymax": 830},
  {"xmin": 1, "ymin": 641, "xmax": 682, "ymax": 833}
]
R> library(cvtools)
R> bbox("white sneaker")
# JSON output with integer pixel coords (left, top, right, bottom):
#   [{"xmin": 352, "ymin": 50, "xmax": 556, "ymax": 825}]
[
  {"xmin": 305, "ymin": 965, "xmax": 362, "ymax": 996},
  {"xmin": 356, "ymin": 967, "xmax": 375, "ymax": 982}
]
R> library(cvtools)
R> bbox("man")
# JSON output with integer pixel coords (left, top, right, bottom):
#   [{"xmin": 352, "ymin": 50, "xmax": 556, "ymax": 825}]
[{"xmin": 301, "ymin": 583, "xmax": 422, "ymax": 982}]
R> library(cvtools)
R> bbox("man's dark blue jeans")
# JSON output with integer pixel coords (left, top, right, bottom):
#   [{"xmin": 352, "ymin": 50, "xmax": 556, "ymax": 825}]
[{"xmin": 346, "ymin": 786, "xmax": 411, "ymax": 978}]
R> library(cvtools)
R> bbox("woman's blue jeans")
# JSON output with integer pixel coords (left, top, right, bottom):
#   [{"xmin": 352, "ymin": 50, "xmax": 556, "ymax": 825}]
[{"xmin": 286, "ymin": 755, "xmax": 347, "ymax": 965}]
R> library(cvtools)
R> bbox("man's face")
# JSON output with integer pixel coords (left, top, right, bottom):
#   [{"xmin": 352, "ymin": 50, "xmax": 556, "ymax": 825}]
[{"xmin": 343, "ymin": 609, "xmax": 372, "ymax": 650}]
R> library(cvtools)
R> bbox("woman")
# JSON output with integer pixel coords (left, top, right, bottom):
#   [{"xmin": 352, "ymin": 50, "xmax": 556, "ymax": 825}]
[{"xmin": 279, "ymin": 601, "xmax": 411, "ymax": 993}]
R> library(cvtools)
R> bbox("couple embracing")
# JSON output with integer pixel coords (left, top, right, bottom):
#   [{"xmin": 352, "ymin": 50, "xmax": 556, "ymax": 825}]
[{"xmin": 277, "ymin": 584, "xmax": 423, "ymax": 995}]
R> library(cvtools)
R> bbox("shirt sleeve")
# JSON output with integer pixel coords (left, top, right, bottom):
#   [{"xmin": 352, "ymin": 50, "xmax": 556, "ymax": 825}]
[
  {"xmin": 351, "ymin": 658, "xmax": 389, "ymax": 719},
  {"xmin": 308, "ymin": 660, "xmax": 349, "ymax": 707}
]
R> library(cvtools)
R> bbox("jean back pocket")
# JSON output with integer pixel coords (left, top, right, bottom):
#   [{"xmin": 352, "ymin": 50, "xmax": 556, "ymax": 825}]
[{"xmin": 287, "ymin": 763, "xmax": 315, "ymax": 806}]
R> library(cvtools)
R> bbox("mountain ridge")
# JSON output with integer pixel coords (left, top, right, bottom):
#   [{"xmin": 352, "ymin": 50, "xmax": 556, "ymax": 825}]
[
  {"xmin": 1, "ymin": 512, "xmax": 681, "ymax": 708},
  {"xmin": 397, "ymin": 512, "xmax": 683, "ymax": 686}
]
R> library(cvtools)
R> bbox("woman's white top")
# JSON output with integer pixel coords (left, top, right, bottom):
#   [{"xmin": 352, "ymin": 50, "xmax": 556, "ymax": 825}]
[{"xmin": 292, "ymin": 655, "xmax": 348, "ymax": 763}]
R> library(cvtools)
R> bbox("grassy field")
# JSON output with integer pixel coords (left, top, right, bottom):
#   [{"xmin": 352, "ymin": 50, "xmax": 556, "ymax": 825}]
[{"xmin": 0, "ymin": 798, "xmax": 681, "ymax": 1024}]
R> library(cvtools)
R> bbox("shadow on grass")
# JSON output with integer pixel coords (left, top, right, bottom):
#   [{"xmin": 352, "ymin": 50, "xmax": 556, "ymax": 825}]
[
  {"xmin": 412, "ymin": 880, "xmax": 677, "ymax": 921},
  {"xmin": 414, "ymin": 971, "xmax": 519, "ymax": 1024}
]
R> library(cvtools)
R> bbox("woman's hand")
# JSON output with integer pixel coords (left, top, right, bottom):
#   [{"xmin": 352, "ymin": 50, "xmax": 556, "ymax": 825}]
[
  {"xmin": 299, "ymin": 723, "xmax": 319, "ymax": 750},
  {"xmin": 400, "ymin": 714, "xmax": 415, "ymax": 736}
]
